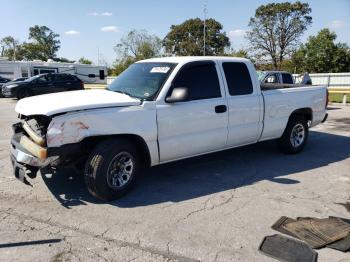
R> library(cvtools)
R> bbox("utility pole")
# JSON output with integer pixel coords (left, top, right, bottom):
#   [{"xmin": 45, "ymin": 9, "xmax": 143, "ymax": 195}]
[
  {"xmin": 97, "ymin": 47, "xmax": 100, "ymax": 65},
  {"xmin": 203, "ymin": 0, "xmax": 208, "ymax": 56}
]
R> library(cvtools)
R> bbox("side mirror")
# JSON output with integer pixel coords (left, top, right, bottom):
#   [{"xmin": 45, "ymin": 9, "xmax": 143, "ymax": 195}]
[{"xmin": 165, "ymin": 87, "xmax": 189, "ymax": 103}]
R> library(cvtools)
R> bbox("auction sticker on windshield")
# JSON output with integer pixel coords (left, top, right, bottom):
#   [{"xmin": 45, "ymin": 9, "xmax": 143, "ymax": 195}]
[{"xmin": 150, "ymin": 67, "xmax": 170, "ymax": 73}]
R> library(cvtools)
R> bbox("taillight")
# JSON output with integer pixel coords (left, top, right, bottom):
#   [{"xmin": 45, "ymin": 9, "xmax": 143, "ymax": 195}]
[
  {"xmin": 326, "ymin": 89, "xmax": 329, "ymax": 109},
  {"xmin": 80, "ymin": 81, "xmax": 84, "ymax": 89}
]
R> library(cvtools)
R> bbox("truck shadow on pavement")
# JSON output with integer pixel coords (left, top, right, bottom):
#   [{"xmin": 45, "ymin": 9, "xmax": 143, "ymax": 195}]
[{"xmin": 41, "ymin": 130, "xmax": 350, "ymax": 208}]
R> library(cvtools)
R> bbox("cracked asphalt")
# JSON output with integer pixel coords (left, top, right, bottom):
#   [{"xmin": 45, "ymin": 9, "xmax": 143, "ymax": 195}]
[{"xmin": 0, "ymin": 98, "xmax": 350, "ymax": 262}]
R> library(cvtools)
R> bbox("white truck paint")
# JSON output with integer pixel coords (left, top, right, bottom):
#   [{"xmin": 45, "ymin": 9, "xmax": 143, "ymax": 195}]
[{"xmin": 11, "ymin": 56, "xmax": 328, "ymax": 199}]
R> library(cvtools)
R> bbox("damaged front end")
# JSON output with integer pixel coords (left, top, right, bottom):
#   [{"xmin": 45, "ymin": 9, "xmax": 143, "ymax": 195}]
[{"xmin": 10, "ymin": 115, "xmax": 59, "ymax": 185}]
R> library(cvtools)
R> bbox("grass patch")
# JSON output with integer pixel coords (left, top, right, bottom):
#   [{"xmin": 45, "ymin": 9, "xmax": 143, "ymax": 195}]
[{"xmin": 329, "ymin": 93, "xmax": 350, "ymax": 103}]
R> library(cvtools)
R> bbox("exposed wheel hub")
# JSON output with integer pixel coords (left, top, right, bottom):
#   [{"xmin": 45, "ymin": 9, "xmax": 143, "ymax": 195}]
[
  {"xmin": 107, "ymin": 152, "xmax": 134, "ymax": 188},
  {"xmin": 290, "ymin": 123, "xmax": 305, "ymax": 148}
]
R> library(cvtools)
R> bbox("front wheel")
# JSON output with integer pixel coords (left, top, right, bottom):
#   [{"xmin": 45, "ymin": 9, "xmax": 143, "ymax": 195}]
[
  {"xmin": 84, "ymin": 139, "xmax": 142, "ymax": 201},
  {"xmin": 278, "ymin": 116, "xmax": 309, "ymax": 154}
]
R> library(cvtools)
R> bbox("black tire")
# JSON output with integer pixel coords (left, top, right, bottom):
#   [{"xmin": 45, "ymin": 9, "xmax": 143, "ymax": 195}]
[
  {"xmin": 84, "ymin": 138, "xmax": 142, "ymax": 201},
  {"xmin": 17, "ymin": 89, "xmax": 33, "ymax": 100},
  {"xmin": 278, "ymin": 115, "xmax": 309, "ymax": 154}
]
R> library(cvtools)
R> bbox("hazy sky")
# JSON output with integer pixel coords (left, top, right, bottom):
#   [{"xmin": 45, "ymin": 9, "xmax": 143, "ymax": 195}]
[{"xmin": 1, "ymin": 0, "xmax": 350, "ymax": 65}]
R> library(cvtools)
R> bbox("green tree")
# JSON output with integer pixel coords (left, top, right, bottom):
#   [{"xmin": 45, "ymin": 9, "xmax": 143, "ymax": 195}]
[
  {"xmin": 22, "ymin": 25, "xmax": 60, "ymax": 60},
  {"xmin": 53, "ymin": 57, "xmax": 75, "ymax": 63},
  {"xmin": 110, "ymin": 57, "xmax": 136, "ymax": 76},
  {"xmin": 78, "ymin": 57, "xmax": 93, "ymax": 64},
  {"xmin": 225, "ymin": 48, "xmax": 250, "ymax": 59},
  {"xmin": 163, "ymin": 18, "xmax": 230, "ymax": 56},
  {"xmin": 111, "ymin": 30, "xmax": 162, "ymax": 75},
  {"xmin": 0, "ymin": 36, "xmax": 23, "ymax": 60},
  {"xmin": 292, "ymin": 29, "xmax": 350, "ymax": 73},
  {"xmin": 114, "ymin": 29, "xmax": 162, "ymax": 60},
  {"xmin": 246, "ymin": 1, "xmax": 312, "ymax": 69}
]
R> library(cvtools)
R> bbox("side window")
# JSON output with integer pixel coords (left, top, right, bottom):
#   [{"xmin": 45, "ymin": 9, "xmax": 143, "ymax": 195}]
[
  {"xmin": 66, "ymin": 75, "xmax": 76, "ymax": 81},
  {"xmin": 282, "ymin": 73, "xmax": 293, "ymax": 84},
  {"xmin": 222, "ymin": 62, "xmax": 253, "ymax": 96},
  {"xmin": 39, "ymin": 69, "xmax": 57, "ymax": 74},
  {"xmin": 99, "ymin": 70, "xmax": 105, "ymax": 80},
  {"xmin": 54, "ymin": 74, "xmax": 68, "ymax": 82},
  {"xmin": 265, "ymin": 74, "xmax": 279, "ymax": 83},
  {"xmin": 172, "ymin": 62, "xmax": 221, "ymax": 100},
  {"xmin": 36, "ymin": 75, "xmax": 48, "ymax": 83},
  {"xmin": 46, "ymin": 74, "xmax": 55, "ymax": 82}
]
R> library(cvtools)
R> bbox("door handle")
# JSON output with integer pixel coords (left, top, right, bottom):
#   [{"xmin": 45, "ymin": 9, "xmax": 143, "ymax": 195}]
[{"xmin": 215, "ymin": 105, "xmax": 227, "ymax": 113}]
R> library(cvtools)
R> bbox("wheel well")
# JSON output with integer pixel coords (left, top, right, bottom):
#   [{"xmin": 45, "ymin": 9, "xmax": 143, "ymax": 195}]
[
  {"xmin": 81, "ymin": 134, "xmax": 151, "ymax": 167},
  {"xmin": 289, "ymin": 108, "xmax": 313, "ymax": 122}
]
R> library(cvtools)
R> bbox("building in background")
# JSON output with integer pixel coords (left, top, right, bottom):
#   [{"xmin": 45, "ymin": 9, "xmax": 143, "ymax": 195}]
[{"xmin": 0, "ymin": 58, "xmax": 107, "ymax": 84}]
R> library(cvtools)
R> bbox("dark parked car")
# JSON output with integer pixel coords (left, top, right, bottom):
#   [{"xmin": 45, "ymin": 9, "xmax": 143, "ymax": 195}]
[
  {"xmin": 2, "ymin": 73, "xmax": 84, "ymax": 99},
  {"xmin": 0, "ymin": 76, "xmax": 11, "ymax": 97},
  {"xmin": 0, "ymin": 76, "xmax": 11, "ymax": 84},
  {"xmin": 12, "ymin": 77, "xmax": 28, "ymax": 82}
]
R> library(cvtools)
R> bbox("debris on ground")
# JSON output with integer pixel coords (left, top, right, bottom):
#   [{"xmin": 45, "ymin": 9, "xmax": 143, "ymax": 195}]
[
  {"xmin": 260, "ymin": 216, "xmax": 350, "ymax": 261},
  {"xmin": 259, "ymin": 234, "xmax": 318, "ymax": 262},
  {"xmin": 283, "ymin": 217, "xmax": 350, "ymax": 248}
]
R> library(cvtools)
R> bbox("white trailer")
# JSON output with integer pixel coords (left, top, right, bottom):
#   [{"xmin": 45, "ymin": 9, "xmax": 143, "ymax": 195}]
[{"xmin": 0, "ymin": 59, "xmax": 107, "ymax": 84}]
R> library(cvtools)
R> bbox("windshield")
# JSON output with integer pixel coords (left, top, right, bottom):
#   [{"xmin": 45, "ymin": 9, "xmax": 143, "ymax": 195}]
[
  {"xmin": 257, "ymin": 71, "xmax": 267, "ymax": 82},
  {"xmin": 108, "ymin": 62, "xmax": 176, "ymax": 100}
]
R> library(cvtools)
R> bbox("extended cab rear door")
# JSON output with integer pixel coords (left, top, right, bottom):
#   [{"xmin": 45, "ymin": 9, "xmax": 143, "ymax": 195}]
[
  {"xmin": 219, "ymin": 61, "xmax": 263, "ymax": 147},
  {"xmin": 156, "ymin": 61, "xmax": 229, "ymax": 162}
]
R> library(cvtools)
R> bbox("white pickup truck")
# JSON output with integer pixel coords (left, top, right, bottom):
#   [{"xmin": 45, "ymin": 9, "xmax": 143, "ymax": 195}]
[{"xmin": 10, "ymin": 57, "xmax": 328, "ymax": 200}]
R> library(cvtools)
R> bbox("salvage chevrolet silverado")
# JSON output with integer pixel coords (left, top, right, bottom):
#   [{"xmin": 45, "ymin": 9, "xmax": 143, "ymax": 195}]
[{"xmin": 10, "ymin": 57, "xmax": 328, "ymax": 200}]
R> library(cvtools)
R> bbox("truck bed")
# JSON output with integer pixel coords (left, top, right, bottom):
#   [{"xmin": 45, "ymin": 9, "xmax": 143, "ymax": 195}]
[
  {"xmin": 259, "ymin": 85, "xmax": 327, "ymax": 141},
  {"xmin": 260, "ymin": 83, "xmax": 311, "ymax": 91}
]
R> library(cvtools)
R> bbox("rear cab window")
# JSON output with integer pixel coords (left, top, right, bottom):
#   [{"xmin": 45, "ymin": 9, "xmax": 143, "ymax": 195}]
[
  {"xmin": 222, "ymin": 62, "xmax": 253, "ymax": 96},
  {"xmin": 171, "ymin": 61, "xmax": 221, "ymax": 101}
]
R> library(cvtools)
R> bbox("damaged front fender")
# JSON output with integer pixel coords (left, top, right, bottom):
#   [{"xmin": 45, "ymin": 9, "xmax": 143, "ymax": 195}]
[
  {"xmin": 47, "ymin": 120, "xmax": 90, "ymax": 147},
  {"xmin": 45, "ymin": 105, "xmax": 159, "ymax": 165}
]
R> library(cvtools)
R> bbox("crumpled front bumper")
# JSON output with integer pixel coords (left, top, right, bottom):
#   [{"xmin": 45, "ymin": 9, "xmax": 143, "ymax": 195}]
[
  {"xmin": 10, "ymin": 134, "xmax": 58, "ymax": 185},
  {"xmin": 10, "ymin": 145, "xmax": 55, "ymax": 167}
]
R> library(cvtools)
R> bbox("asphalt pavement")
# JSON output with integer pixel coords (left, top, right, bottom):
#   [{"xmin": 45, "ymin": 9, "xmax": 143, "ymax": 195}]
[{"xmin": 0, "ymin": 98, "xmax": 349, "ymax": 262}]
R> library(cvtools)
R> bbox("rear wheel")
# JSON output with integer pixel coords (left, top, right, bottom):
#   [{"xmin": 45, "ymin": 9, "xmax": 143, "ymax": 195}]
[
  {"xmin": 84, "ymin": 139, "xmax": 142, "ymax": 201},
  {"xmin": 278, "ymin": 116, "xmax": 309, "ymax": 154},
  {"xmin": 17, "ymin": 89, "xmax": 33, "ymax": 100}
]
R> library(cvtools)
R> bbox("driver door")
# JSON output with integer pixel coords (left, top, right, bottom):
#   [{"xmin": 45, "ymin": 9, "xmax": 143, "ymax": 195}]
[{"xmin": 156, "ymin": 61, "xmax": 229, "ymax": 162}]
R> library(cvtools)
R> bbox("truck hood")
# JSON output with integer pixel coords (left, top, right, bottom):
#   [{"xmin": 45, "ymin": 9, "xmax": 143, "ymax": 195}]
[{"xmin": 15, "ymin": 89, "xmax": 141, "ymax": 116}]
